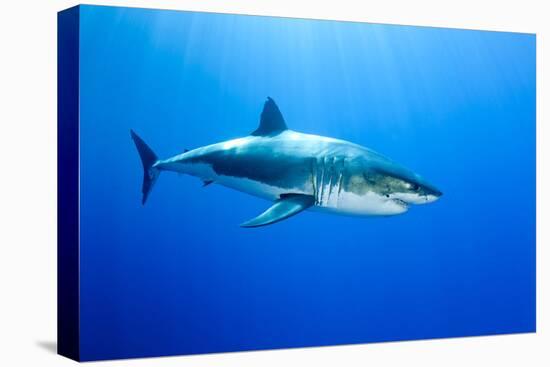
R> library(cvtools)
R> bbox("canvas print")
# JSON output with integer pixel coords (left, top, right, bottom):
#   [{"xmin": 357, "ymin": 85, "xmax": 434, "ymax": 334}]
[{"xmin": 58, "ymin": 5, "xmax": 536, "ymax": 361}]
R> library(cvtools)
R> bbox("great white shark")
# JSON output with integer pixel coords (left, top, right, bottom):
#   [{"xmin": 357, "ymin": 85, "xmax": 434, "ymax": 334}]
[{"xmin": 131, "ymin": 97, "xmax": 442, "ymax": 227}]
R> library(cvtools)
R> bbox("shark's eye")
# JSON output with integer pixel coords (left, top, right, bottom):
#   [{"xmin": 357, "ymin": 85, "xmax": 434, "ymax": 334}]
[{"xmin": 411, "ymin": 183, "xmax": 419, "ymax": 191}]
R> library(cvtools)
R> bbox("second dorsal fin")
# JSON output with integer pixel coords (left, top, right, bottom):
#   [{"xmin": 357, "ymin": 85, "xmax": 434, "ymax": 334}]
[{"xmin": 251, "ymin": 97, "xmax": 288, "ymax": 136}]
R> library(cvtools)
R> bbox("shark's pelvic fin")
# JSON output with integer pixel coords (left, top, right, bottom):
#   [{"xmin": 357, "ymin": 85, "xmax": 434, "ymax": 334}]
[
  {"xmin": 202, "ymin": 180, "xmax": 214, "ymax": 187},
  {"xmin": 240, "ymin": 194, "xmax": 315, "ymax": 228},
  {"xmin": 251, "ymin": 97, "xmax": 288, "ymax": 136}
]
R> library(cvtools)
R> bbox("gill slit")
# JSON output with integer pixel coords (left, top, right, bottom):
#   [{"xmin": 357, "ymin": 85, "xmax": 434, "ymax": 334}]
[
  {"xmin": 311, "ymin": 159, "xmax": 318, "ymax": 205},
  {"xmin": 319, "ymin": 157, "xmax": 326, "ymax": 206},
  {"xmin": 327, "ymin": 157, "xmax": 335, "ymax": 203}
]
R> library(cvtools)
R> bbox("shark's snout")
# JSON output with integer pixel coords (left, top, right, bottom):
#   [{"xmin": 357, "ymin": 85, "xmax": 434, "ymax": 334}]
[
  {"xmin": 417, "ymin": 185, "xmax": 442, "ymax": 204},
  {"xmin": 424, "ymin": 192, "xmax": 442, "ymax": 203},
  {"xmin": 389, "ymin": 178, "xmax": 442, "ymax": 206}
]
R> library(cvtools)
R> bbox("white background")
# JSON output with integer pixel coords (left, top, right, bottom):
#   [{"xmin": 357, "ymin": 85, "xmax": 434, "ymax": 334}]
[{"xmin": 0, "ymin": 0, "xmax": 547, "ymax": 365}]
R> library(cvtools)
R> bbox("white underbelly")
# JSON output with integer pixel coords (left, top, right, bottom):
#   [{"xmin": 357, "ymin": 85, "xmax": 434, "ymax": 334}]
[
  {"xmin": 316, "ymin": 190, "xmax": 408, "ymax": 216},
  {"xmin": 166, "ymin": 162, "xmax": 309, "ymax": 200},
  {"xmin": 166, "ymin": 162, "xmax": 407, "ymax": 216}
]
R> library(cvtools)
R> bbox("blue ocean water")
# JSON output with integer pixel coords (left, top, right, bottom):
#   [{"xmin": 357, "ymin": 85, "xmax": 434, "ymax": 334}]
[{"xmin": 77, "ymin": 5, "xmax": 536, "ymax": 361}]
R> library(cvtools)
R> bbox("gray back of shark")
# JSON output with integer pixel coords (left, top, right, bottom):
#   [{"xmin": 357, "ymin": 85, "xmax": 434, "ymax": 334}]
[{"xmin": 131, "ymin": 97, "xmax": 442, "ymax": 227}]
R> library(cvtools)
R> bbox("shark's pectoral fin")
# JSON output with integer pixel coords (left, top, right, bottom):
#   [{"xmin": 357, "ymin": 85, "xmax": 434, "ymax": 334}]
[{"xmin": 240, "ymin": 194, "xmax": 315, "ymax": 228}]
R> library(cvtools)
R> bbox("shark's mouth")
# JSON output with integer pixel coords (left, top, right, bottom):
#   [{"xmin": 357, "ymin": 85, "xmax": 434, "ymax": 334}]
[{"xmin": 392, "ymin": 198, "xmax": 409, "ymax": 208}]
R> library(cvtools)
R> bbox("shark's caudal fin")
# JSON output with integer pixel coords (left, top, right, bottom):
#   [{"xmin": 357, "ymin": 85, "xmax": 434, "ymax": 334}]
[
  {"xmin": 251, "ymin": 97, "xmax": 288, "ymax": 136},
  {"xmin": 131, "ymin": 130, "xmax": 160, "ymax": 205}
]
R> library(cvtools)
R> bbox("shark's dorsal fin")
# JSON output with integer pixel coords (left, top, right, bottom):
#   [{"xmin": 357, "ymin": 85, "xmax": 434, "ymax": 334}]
[{"xmin": 251, "ymin": 97, "xmax": 287, "ymax": 136}]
